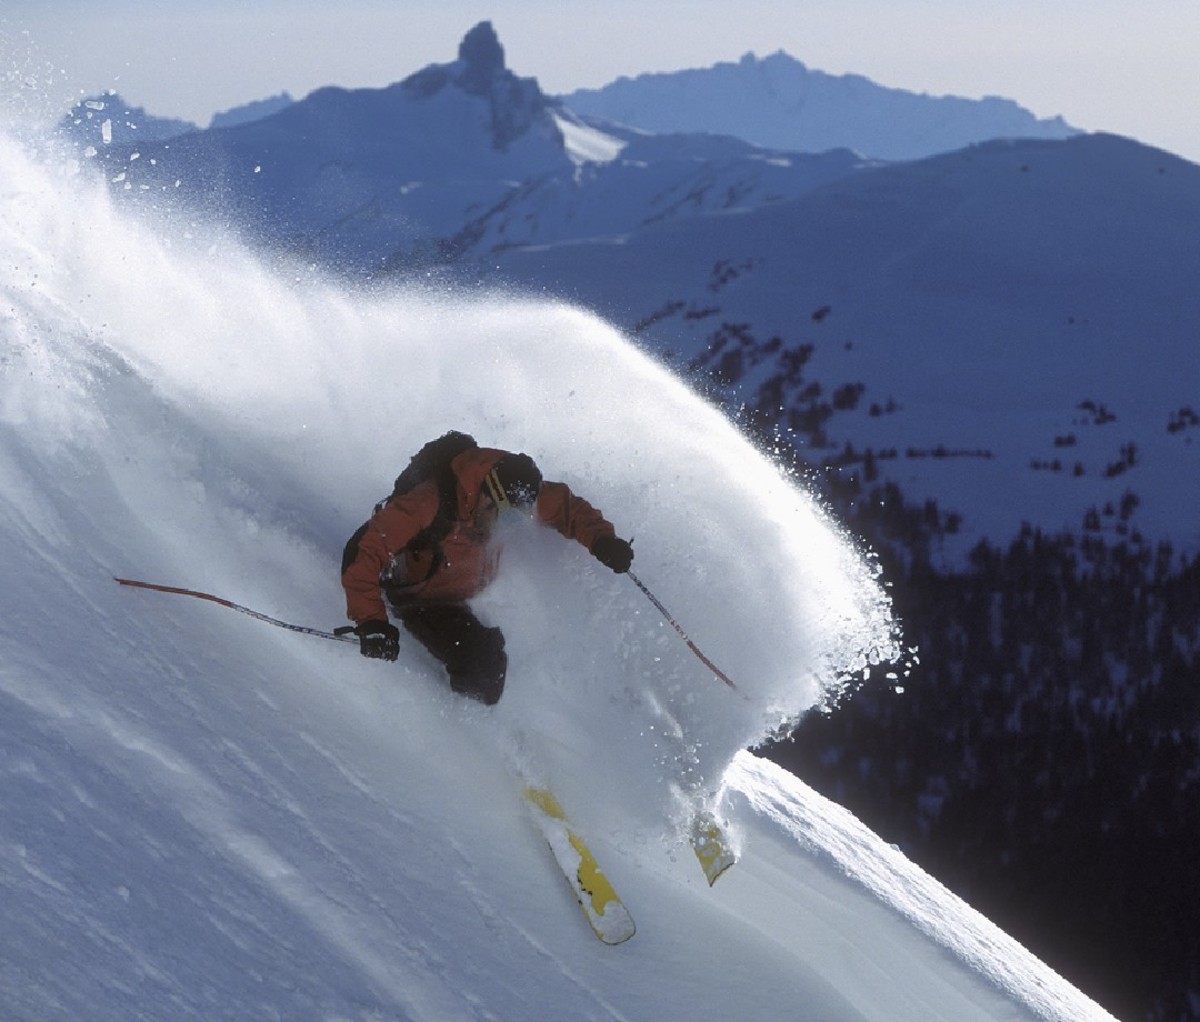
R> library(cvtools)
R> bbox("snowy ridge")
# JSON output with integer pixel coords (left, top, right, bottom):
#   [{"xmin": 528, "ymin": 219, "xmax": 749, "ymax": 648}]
[
  {"xmin": 0, "ymin": 129, "xmax": 1113, "ymax": 1019},
  {"xmin": 560, "ymin": 50, "xmax": 1080, "ymax": 160}
]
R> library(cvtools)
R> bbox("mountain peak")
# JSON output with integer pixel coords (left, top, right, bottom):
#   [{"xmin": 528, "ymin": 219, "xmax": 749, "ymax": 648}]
[
  {"xmin": 401, "ymin": 21, "xmax": 554, "ymax": 151},
  {"xmin": 403, "ymin": 21, "xmax": 513, "ymax": 99},
  {"xmin": 457, "ymin": 20, "xmax": 506, "ymax": 90}
]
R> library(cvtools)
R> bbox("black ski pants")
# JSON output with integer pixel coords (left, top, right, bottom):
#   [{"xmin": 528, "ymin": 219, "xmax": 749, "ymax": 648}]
[{"xmin": 394, "ymin": 603, "xmax": 506, "ymax": 706}]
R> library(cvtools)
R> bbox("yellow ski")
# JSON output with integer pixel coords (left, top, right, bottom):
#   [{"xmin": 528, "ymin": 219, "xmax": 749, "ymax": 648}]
[
  {"xmin": 523, "ymin": 785, "xmax": 636, "ymax": 945},
  {"xmin": 690, "ymin": 811, "xmax": 737, "ymax": 886}
]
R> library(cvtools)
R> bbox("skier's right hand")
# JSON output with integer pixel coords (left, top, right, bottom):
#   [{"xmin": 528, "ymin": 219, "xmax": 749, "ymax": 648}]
[
  {"xmin": 592, "ymin": 534, "xmax": 634, "ymax": 574},
  {"xmin": 355, "ymin": 620, "xmax": 400, "ymax": 661}
]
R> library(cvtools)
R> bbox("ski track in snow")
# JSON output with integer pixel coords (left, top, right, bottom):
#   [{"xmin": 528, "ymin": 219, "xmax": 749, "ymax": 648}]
[{"xmin": 0, "ymin": 127, "xmax": 1116, "ymax": 1020}]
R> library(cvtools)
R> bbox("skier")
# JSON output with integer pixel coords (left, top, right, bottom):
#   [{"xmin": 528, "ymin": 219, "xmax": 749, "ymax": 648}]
[{"xmin": 341, "ymin": 436, "xmax": 634, "ymax": 705}]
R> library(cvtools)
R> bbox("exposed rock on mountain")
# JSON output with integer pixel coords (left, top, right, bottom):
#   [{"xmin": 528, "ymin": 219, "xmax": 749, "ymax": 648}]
[{"xmin": 401, "ymin": 20, "xmax": 556, "ymax": 151}]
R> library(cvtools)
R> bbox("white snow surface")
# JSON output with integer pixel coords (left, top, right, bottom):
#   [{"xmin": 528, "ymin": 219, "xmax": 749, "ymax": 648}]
[
  {"xmin": 1, "ymin": 131, "xmax": 1114, "ymax": 1020},
  {"xmin": 552, "ymin": 109, "xmax": 627, "ymax": 167}
]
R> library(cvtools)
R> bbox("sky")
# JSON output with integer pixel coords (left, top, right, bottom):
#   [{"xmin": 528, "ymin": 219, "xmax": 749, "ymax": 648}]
[{"xmin": 2, "ymin": 0, "xmax": 1198, "ymax": 164}]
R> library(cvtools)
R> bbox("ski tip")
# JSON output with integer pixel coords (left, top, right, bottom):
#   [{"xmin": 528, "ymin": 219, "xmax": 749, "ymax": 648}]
[
  {"xmin": 703, "ymin": 855, "xmax": 737, "ymax": 886},
  {"xmin": 691, "ymin": 813, "xmax": 738, "ymax": 886},
  {"xmin": 597, "ymin": 917, "xmax": 636, "ymax": 945}
]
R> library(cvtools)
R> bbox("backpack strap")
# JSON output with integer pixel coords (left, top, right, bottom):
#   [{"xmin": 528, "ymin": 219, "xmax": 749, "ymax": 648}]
[
  {"xmin": 343, "ymin": 432, "xmax": 480, "ymax": 586},
  {"xmin": 387, "ymin": 431, "xmax": 479, "ymax": 569}
]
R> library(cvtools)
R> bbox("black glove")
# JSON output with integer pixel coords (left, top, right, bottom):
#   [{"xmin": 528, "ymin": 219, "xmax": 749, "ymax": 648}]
[
  {"xmin": 355, "ymin": 620, "xmax": 400, "ymax": 661},
  {"xmin": 592, "ymin": 535, "xmax": 634, "ymax": 574}
]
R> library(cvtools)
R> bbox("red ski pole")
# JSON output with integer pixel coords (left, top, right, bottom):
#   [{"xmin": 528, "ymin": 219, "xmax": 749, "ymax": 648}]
[
  {"xmin": 114, "ymin": 577, "xmax": 358, "ymax": 644},
  {"xmin": 627, "ymin": 571, "xmax": 738, "ymax": 690}
]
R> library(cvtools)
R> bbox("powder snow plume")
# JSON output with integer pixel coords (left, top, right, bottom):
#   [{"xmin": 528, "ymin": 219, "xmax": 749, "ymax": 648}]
[{"xmin": 0, "ymin": 125, "xmax": 898, "ymax": 843}]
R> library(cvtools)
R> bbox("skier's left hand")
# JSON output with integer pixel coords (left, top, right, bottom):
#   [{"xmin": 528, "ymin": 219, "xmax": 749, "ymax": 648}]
[{"xmin": 592, "ymin": 535, "xmax": 634, "ymax": 574}]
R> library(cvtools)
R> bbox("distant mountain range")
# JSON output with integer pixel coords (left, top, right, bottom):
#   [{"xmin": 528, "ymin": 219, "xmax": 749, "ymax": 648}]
[
  {"xmin": 58, "ymin": 91, "xmax": 295, "ymax": 150},
  {"xmin": 65, "ymin": 25, "xmax": 872, "ymax": 268},
  {"xmin": 58, "ymin": 25, "xmax": 1078, "ymax": 163},
  {"xmin": 59, "ymin": 92, "xmax": 196, "ymax": 147},
  {"xmin": 560, "ymin": 50, "xmax": 1080, "ymax": 161}
]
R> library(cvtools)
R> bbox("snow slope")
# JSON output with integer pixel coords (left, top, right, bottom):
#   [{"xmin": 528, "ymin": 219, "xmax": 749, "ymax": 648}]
[
  {"xmin": 493, "ymin": 132, "xmax": 1200, "ymax": 557},
  {"xmin": 1, "ymin": 130, "xmax": 1114, "ymax": 1020}
]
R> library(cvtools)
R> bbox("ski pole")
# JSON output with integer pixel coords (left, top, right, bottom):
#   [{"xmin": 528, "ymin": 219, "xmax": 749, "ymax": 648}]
[
  {"xmin": 113, "ymin": 577, "xmax": 358, "ymax": 644},
  {"xmin": 627, "ymin": 571, "xmax": 738, "ymax": 690}
]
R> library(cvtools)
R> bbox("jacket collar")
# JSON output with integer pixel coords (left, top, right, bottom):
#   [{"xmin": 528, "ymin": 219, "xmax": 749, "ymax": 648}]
[{"xmin": 452, "ymin": 447, "xmax": 508, "ymax": 516}]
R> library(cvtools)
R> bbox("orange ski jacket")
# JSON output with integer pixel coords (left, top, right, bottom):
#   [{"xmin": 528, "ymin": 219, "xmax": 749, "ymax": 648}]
[{"xmin": 342, "ymin": 446, "xmax": 617, "ymax": 624}]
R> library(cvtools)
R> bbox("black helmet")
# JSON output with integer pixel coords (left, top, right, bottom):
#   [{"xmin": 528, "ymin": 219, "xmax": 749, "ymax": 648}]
[{"xmin": 483, "ymin": 453, "xmax": 542, "ymax": 510}]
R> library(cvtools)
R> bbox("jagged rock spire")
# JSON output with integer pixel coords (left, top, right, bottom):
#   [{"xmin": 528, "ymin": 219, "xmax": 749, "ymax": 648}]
[
  {"xmin": 457, "ymin": 21, "xmax": 506, "ymax": 92},
  {"xmin": 401, "ymin": 21, "xmax": 556, "ymax": 152}
]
